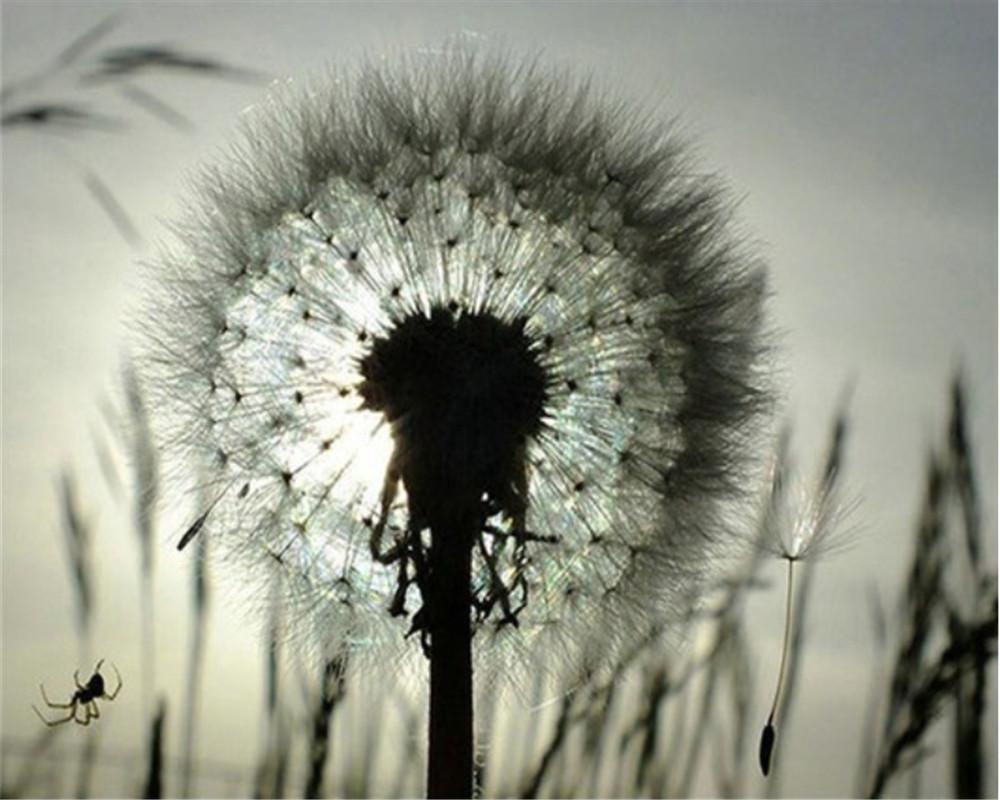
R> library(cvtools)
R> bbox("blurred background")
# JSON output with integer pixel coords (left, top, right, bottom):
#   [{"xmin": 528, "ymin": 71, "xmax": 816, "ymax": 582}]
[{"xmin": 2, "ymin": 2, "xmax": 996, "ymax": 797}]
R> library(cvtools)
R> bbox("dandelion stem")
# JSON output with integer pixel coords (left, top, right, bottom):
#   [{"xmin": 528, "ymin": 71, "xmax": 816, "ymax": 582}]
[
  {"xmin": 771, "ymin": 558, "xmax": 796, "ymax": 722},
  {"xmin": 426, "ymin": 514, "xmax": 474, "ymax": 799}
]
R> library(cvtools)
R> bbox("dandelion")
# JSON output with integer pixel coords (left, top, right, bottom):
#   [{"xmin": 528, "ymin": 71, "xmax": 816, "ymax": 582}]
[{"xmin": 141, "ymin": 48, "xmax": 771, "ymax": 796}]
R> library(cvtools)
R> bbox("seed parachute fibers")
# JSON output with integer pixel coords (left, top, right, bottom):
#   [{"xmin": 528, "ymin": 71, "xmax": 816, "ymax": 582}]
[{"xmin": 142, "ymin": 49, "xmax": 772, "ymax": 684}]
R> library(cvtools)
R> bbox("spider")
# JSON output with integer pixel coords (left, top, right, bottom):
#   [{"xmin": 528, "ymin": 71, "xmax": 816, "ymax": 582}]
[{"xmin": 32, "ymin": 659, "xmax": 122, "ymax": 727}]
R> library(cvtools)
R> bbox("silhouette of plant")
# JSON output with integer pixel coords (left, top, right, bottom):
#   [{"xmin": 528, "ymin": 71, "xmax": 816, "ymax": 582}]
[{"xmin": 142, "ymin": 48, "xmax": 772, "ymax": 796}]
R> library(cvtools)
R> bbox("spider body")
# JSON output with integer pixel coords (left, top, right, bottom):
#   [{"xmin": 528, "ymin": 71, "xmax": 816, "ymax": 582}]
[{"xmin": 33, "ymin": 659, "xmax": 122, "ymax": 727}]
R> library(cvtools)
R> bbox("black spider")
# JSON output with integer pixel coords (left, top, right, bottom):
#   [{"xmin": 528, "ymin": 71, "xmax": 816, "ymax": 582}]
[{"xmin": 32, "ymin": 659, "xmax": 122, "ymax": 727}]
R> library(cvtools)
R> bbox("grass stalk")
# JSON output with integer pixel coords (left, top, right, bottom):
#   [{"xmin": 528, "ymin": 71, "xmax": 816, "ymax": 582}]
[
  {"xmin": 123, "ymin": 363, "xmax": 159, "ymax": 730},
  {"xmin": 303, "ymin": 655, "xmax": 347, "ymax": 798},
  {"xmin": 57, "ymin": 470, "xmax": 102, "ymax": 799},
  {"xmin": 947, "ymin": 376, "xmax": 986, "ymax": 798},
  {"xmin": 519, "ymin": 692, "xmax": 574, "ymax": 799},
  {"xmin": 253, "ymin": 573, "xmax": 284, "ymax": 799},
  {"xmin": 141, "ymin": 699, "xmax": 167, "ymax": 799},
  {"xmin": 179, "ymin": 529, "xmax": 210, "ymax": 798}
]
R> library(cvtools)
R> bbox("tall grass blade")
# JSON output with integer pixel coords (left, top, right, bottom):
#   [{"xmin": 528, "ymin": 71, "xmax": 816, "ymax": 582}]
[
  {"xmin": 303, "ymin": 655, "xmax": 347, "ymax": 799},
  {"xmin": 179, "ymin": 523, "xmax": 211, "ymax": 798},
  {"xmin": 118, "ymin": 84, "xmax": 194, "ymax": 132},
  {"xmin": 83, "ymin": 171, "xmax": 142, "ymax": 247},
  {"xmin": 253, "ymin": 572, "xmax": 285, "ymax": 799},
  {"xmin": 0, "ymin": 727, "xmax": 62, "ymax": 798},
  {"xmin": 58, "ymin": 470, "xmax": 92, "ymax": 638},
  {"xmin": 123, "ymin": 360, "xmax": 159, "ymax": 730},
  {"xmin": 519, "ymin": 692, "xmax": 574, "ymax": 799},
  {"xmin": 0, "ymin": 13, "xmax": 120, "ymax": 101},
  {"xmin": 142, "ymin": 699, "xmax": 167, "ymax": 799},
  {"xmin": 948, "ymin": 374, "xmax": 986, "ymax": 798}
]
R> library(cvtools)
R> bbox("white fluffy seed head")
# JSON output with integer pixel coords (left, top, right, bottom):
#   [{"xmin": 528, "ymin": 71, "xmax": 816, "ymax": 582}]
[{"xmin": 140, "ymin": 48, "xmax": 773, "ymax": 686}]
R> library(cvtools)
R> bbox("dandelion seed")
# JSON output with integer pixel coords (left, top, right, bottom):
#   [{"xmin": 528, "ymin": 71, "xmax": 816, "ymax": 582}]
[
  {"xmin": 177, "ymin": 504, "xmax": 215, "ymax": 552},
  {"xmin": 140, "ymin": 48, "xmax": 772, "ymax": 796},
  {"xmin": 759, "ymin": 719, "xmax": 776, "ymax": 776},
  {"xmin": 757, "ymin": 451, "xmax": 859, "ymax": 778},
  {"xmin": 763, "ymin": 476, "xmax": 857, "ymax": 564}
]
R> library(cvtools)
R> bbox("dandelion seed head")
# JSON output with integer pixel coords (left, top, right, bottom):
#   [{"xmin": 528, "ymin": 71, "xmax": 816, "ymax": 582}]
[{"xmin": 141, "ymin": 49, "xmax": 772, "ymax": 682}]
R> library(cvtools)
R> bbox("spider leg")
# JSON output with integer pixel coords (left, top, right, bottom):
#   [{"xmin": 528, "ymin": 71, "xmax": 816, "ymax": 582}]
[
  {"xmin": 105, "ymin": 663, "xmax": 123, "ymax": 700},
  {"xmin": 74, "ymin": 703, "xmax": 92, "ymax": 726},
  {"xmin": 32, "ymin": 703, "xmax": 76, "ymax": 727},
  {"xmin": 39, "ymin": 684, "xmax": 75, "ymax": 709},
  {"xmin": 73, "ymin": 670, "xmax": 85, "ymax": 691},
  {"xmin": 89, "ymin": 700, "xmax": 101, "ymax": 720}
]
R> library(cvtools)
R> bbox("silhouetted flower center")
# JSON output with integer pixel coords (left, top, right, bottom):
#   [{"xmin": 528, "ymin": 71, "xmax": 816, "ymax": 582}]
[
  {"xmin": 359, "ymin": 306, "xmax": 548, "ymax": 526},
  {"xmin": 148, "ymin": 49, "xmax": 773, "ymax": 685}
]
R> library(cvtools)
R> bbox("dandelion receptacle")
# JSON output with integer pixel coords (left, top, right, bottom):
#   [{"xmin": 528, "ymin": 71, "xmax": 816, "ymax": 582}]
[{"xmin": 142, "ymin": 49, "xmax": 772, "ymax": 798}]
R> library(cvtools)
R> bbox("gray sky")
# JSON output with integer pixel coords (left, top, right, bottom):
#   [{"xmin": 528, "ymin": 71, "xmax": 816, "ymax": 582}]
[{"xmin": 2, "ymin": 2, "xmax": 996, "ymax": 797}]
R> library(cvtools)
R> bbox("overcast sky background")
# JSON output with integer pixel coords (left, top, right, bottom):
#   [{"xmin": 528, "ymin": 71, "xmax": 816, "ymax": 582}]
[{"xmin": 2, "ymin": 2, "xmax": 997, "ymax": 798}]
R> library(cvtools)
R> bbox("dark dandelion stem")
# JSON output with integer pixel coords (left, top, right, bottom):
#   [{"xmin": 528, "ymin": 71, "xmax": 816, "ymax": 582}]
[
  {"xmin": 426, "ymin": 514, "xmax": 475, "ymax": 799},
  {"xmin": 359, "ymin": 307, "xmax": 547, "ymax": 799},
  {"xmin": 761, "ymin": 557, "xmax": 796, "ymax": 777}
]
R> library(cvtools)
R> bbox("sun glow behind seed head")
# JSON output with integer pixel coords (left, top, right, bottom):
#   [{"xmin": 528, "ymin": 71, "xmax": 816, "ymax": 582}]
[{"xmin": 147, "ymin": 49, "xmax": 772, "ymax": 676}]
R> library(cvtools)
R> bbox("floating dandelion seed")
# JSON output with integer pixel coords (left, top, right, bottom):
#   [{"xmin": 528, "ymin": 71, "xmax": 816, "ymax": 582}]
[
  {"xmin": 141, "ymin": 48, "xmax": 771, "ymax": 796},
  {"xmin": 762, "ymin": 476, "xmax": 858, "ymax": 565},
  {"xmin": 757, "ymin": 454, "xmax": 858, "ymax": 778}
]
